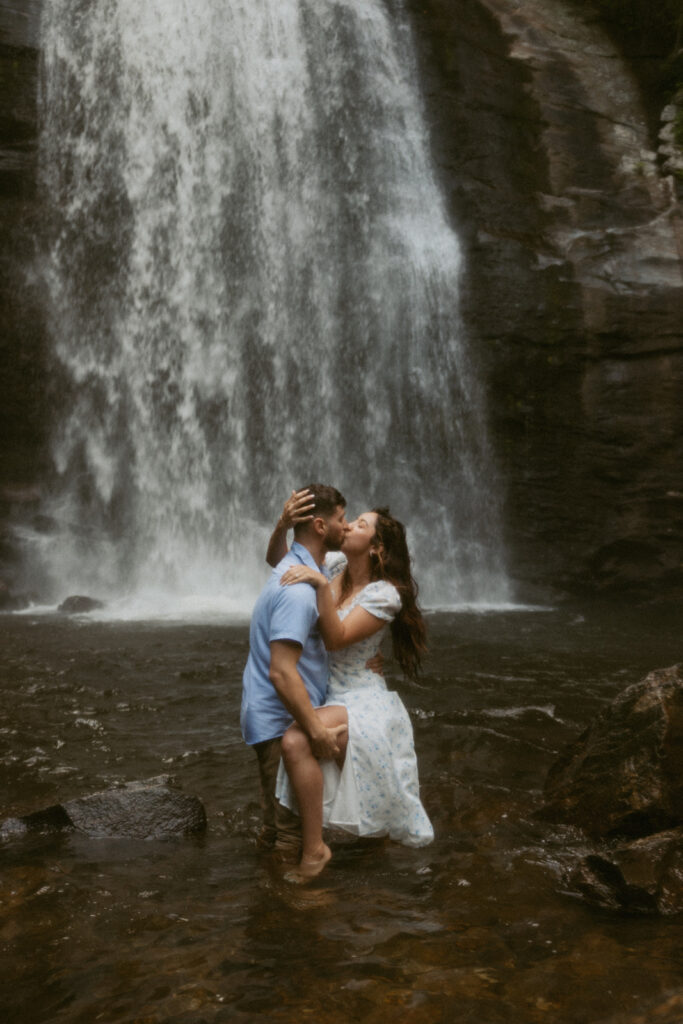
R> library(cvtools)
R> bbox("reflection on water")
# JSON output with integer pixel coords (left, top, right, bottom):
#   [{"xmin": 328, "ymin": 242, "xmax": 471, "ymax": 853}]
[{"xmin": 1, "ymin": 604, "xmax": 682, "ymax": 1023}]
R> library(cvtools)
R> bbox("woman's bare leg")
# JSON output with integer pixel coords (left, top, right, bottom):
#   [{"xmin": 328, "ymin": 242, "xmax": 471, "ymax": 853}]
[{"xmin": 280, "ymin": 705, "xmax": 348, "ymax": 878}]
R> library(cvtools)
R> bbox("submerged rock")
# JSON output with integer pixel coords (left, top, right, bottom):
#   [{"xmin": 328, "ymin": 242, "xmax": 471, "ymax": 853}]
[
  {"xmin": 541, "ymin": 665, "xmax": 683, "ymax": 839},
  {"xmin": 57, "ymin": 595, "xmax": 105, "ymax": 614},
  {"xmin": 567, "ymin": 827, "xmax": 683, "ymax": 915},
  {"xmin": 0, "ymin": 776, "xmax": 206, "ymax": 840},
  {"xmin": 594, "ymin": 990, "xmax": 683, "ymax": 1024}
]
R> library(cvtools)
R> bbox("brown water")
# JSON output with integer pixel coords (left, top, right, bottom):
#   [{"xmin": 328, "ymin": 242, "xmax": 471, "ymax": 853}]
[{"xmin": 1, "ymin": 603, "xmax": 682, "ymax": 1023}]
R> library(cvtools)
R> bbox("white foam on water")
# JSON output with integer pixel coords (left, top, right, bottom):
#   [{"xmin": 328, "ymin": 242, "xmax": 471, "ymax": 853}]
[
  {"xmin": 87, "ymin": 592, "xmax": 255, "ymax": 624},
  {"xmin": 482, "ymin": 705, "xmax": 558, "ymax": 721}
]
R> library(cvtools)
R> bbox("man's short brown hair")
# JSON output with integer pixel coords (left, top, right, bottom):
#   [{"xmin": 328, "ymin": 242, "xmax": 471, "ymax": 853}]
[{"xmin": 292, "ymin": 483, "xmax": 346, "ymax": 536}]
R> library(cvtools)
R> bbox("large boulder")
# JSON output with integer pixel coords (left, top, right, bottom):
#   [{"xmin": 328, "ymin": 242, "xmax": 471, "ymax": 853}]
[
  {"xmin": 541, "ymin": 665, "xmax": 683, "ymax": 838},
  {"xmin": 0, "ymin": 776, "xmax": 206, "ymax": 840},
  {"xmin": 567, "ymin": 827, "xmax": 683, "ymax": 915}
]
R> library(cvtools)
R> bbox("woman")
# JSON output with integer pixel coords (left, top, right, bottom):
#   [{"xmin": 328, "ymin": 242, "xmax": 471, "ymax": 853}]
[{"xmin": 268, "ymin": 491, "xmax": 434, "ymax": 880}]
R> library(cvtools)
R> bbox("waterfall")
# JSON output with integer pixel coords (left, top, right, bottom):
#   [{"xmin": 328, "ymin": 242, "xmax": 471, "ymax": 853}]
[{"xmin": 33, "ymin": 0, "xmax": 512, "ymax": 613}]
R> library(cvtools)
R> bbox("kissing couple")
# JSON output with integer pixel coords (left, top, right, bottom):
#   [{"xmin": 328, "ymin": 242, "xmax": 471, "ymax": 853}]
[{"xmin": 240, "ymin": 483, "xmax": 433, "ymax": 881}]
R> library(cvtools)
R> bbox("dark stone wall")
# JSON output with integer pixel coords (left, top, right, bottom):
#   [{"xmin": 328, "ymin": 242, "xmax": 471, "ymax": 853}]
[
  {"xmin": 403, "ymin": 0, "xmax": 683, "ymax": 598},
  {"xmin": 573, "ymin": 0, "xmax": 682, "ymax": 130},
  {"xmin": 0, "ymin": 0, "xmax": 46, "ymax": 490},
  {"xmin": 0, "ymin": 0, "xmax": 47, "ymax": 596},
  {"xmin": 402, "ymin": 0, "xmax": 570, "ymax": 593}
]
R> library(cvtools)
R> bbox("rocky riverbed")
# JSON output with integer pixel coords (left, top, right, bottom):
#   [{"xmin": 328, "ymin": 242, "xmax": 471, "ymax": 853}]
[{"xmin": 1, "ymin": 603, "xmax": 682, "ymax": 1023}]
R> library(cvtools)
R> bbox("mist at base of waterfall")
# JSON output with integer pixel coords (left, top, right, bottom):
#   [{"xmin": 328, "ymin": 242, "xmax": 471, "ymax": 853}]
[{"xmin": 30, "ymin": 0, "xmax": 513, "ymax": 610}]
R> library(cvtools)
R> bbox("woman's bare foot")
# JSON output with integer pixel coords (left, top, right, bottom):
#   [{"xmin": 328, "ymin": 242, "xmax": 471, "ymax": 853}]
[{"xmin": 284, "ymin": 843, "xmax": 332, "ymax": 884}]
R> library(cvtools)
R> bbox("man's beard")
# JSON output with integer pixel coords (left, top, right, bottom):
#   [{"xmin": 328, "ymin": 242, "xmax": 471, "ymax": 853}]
[{"xmin": 324, "ymin": 534, "xmax": 345, "ymax": 552}]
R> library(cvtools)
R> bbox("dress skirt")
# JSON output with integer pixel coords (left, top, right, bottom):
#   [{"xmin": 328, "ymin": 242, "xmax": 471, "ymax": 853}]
[{"xmin": 276, "ymin": 673, "xmax": 433, "ymax": 848}]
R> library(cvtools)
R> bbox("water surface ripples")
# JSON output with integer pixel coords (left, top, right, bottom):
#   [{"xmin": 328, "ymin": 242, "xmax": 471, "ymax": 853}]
[{"xmin": 1, "ymin": 604, "xmax": 682, "ymax": 1022}]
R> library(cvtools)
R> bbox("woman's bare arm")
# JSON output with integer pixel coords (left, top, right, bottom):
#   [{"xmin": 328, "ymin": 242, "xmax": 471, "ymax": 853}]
[
  {"xmin": 265, "ymin": 489, "xmax": 315, "ymax": 567},
  {"xmin": 280, "ymin": 566, "xmax": 385, "ymax": 650},
  {"xmin": 314, "ymin": 582, "xmax": 385, "ymax": 650}
]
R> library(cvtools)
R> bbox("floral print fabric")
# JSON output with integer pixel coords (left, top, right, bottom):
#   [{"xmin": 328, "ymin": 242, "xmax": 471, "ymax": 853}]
[{"xmin": 276, "ymin": 562, "xmax": 434, "ymax": 847}]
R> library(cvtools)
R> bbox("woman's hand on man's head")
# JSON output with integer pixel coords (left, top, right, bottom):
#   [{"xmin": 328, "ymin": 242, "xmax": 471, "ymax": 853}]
[{"xmin": 279, "ymin": 489, "xmax": 315, "ymax": 530}]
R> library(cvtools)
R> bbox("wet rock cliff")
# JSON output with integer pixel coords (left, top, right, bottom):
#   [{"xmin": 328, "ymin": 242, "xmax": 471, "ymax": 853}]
[
  {"xmin": 1, "ymin": 0, "xmax": 681, "ymax": 600},
  {"xmin": 405, "ymin": 0, "xmax": 683, "ymax": 598},
  {"xmin": 0, "ymin": 0, "xmax": 46, "ymax": 594}
]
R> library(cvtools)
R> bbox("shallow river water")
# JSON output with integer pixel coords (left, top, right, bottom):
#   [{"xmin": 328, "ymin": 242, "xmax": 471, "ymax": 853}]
[{"xmin": 1, "ymin": 602, "xmax": 681, "ymax": 1023}]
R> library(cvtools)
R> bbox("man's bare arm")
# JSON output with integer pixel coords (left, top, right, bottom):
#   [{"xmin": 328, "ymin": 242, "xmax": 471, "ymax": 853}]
[{"xmin": 268, "ymin": 640, "xmax": 345, "ymax": 758}]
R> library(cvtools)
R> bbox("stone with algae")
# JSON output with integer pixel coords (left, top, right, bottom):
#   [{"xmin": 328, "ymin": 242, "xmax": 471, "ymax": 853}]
[
  {"xmin": 0, "ymin": 775, "xmax": 206, "ymax": 840},
  {"xmin": 540, "ymin": 665, "xmax": 683, "ymax": 839},
  {"xmin": 567, "ymin": 827, "xmax": 683, "ymax": 915}
]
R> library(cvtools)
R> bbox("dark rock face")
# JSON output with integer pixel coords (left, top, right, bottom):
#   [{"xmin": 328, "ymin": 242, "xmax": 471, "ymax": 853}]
[
  {"xmin": 543, "ymin": 665, "xmax": 683, "ymax": 915},
  {"xmin": 0, "ymin": 583, "xmax": 30, "ymax": 610},
  {"xmin": 0, "ymin": 1, "xmax": 47, "ymax": 488},
  {"xmin": 568, "ymin": 828, "xmax": 683, "ymax": 915},
  {"xmin": 0, "ymin": 1, "xmax": 48, "ymax": 604},
  {"xmin": 0, "ymin": 776, "xmax": 207, "ymax": 840},
  {"xmin": 541, "ymin": 665, "xmax": 683, "ymax": 838},
  {"xmin": 57, "ymin": 595, "xmax": 105, "ymax": 614},
  {"xmin": 405, "ymin": 0, "xmax": 683, "ymax": 597},
  {"xmin": 1, "ymin": 0, "xmax": 682, "ymax": 598}
]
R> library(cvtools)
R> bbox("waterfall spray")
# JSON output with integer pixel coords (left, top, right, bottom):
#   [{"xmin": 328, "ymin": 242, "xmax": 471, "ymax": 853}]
[{"xmin": 33, "ymin": 0, "xmax": 512, "ymax": 614}]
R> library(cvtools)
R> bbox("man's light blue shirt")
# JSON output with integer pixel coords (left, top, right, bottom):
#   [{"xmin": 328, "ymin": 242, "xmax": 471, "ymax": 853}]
[{"xmin": 240, "ymin": 541, "xmax": 329, "ymax": 745}]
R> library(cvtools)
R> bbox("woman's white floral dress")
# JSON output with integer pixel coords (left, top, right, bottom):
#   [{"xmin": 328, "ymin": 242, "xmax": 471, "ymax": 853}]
[{"xmin": 276, "ymin": 556, "xmax": 433, "ymax": 848}]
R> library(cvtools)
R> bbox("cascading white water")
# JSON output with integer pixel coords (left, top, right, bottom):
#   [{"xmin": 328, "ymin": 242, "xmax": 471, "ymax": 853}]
[{"xmin": 33, "ymin": 0, "xmax": 512, "ymax": 614}]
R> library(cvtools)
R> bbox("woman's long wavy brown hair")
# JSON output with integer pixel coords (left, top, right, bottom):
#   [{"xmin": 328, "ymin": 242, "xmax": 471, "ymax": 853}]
[{"xmin": 338, "ymin": 507, "xmax": 427, "ymax": 679}]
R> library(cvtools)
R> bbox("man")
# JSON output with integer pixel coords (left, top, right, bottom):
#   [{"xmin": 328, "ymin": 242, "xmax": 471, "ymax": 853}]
[{"xmin": 241, "ymin": 483, "xmax": 348, "ymax": 861}]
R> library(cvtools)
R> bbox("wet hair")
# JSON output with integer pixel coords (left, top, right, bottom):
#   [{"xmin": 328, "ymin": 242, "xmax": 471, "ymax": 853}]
[
  {"xmin": 339, "ymin": 506, "xmax": 427, "ymax": 680},
  {"xmin": 292, "ymin": 483, "xmax": 346, "ymax": 537}
]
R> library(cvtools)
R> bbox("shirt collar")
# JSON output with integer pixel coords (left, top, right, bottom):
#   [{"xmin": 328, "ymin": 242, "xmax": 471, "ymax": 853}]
[{"xmin": 290, "ymin": 540, "xmax": 325, "ymax": 573}]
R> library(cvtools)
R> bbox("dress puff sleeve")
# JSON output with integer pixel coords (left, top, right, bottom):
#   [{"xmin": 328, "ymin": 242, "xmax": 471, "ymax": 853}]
[
  {"xmin": 324, "ymin": 551, "xmax": 347, "ymax": 580},
  {"xmin": 358, "ymin": 580, "xmax": 402, "ymax": 622}
]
